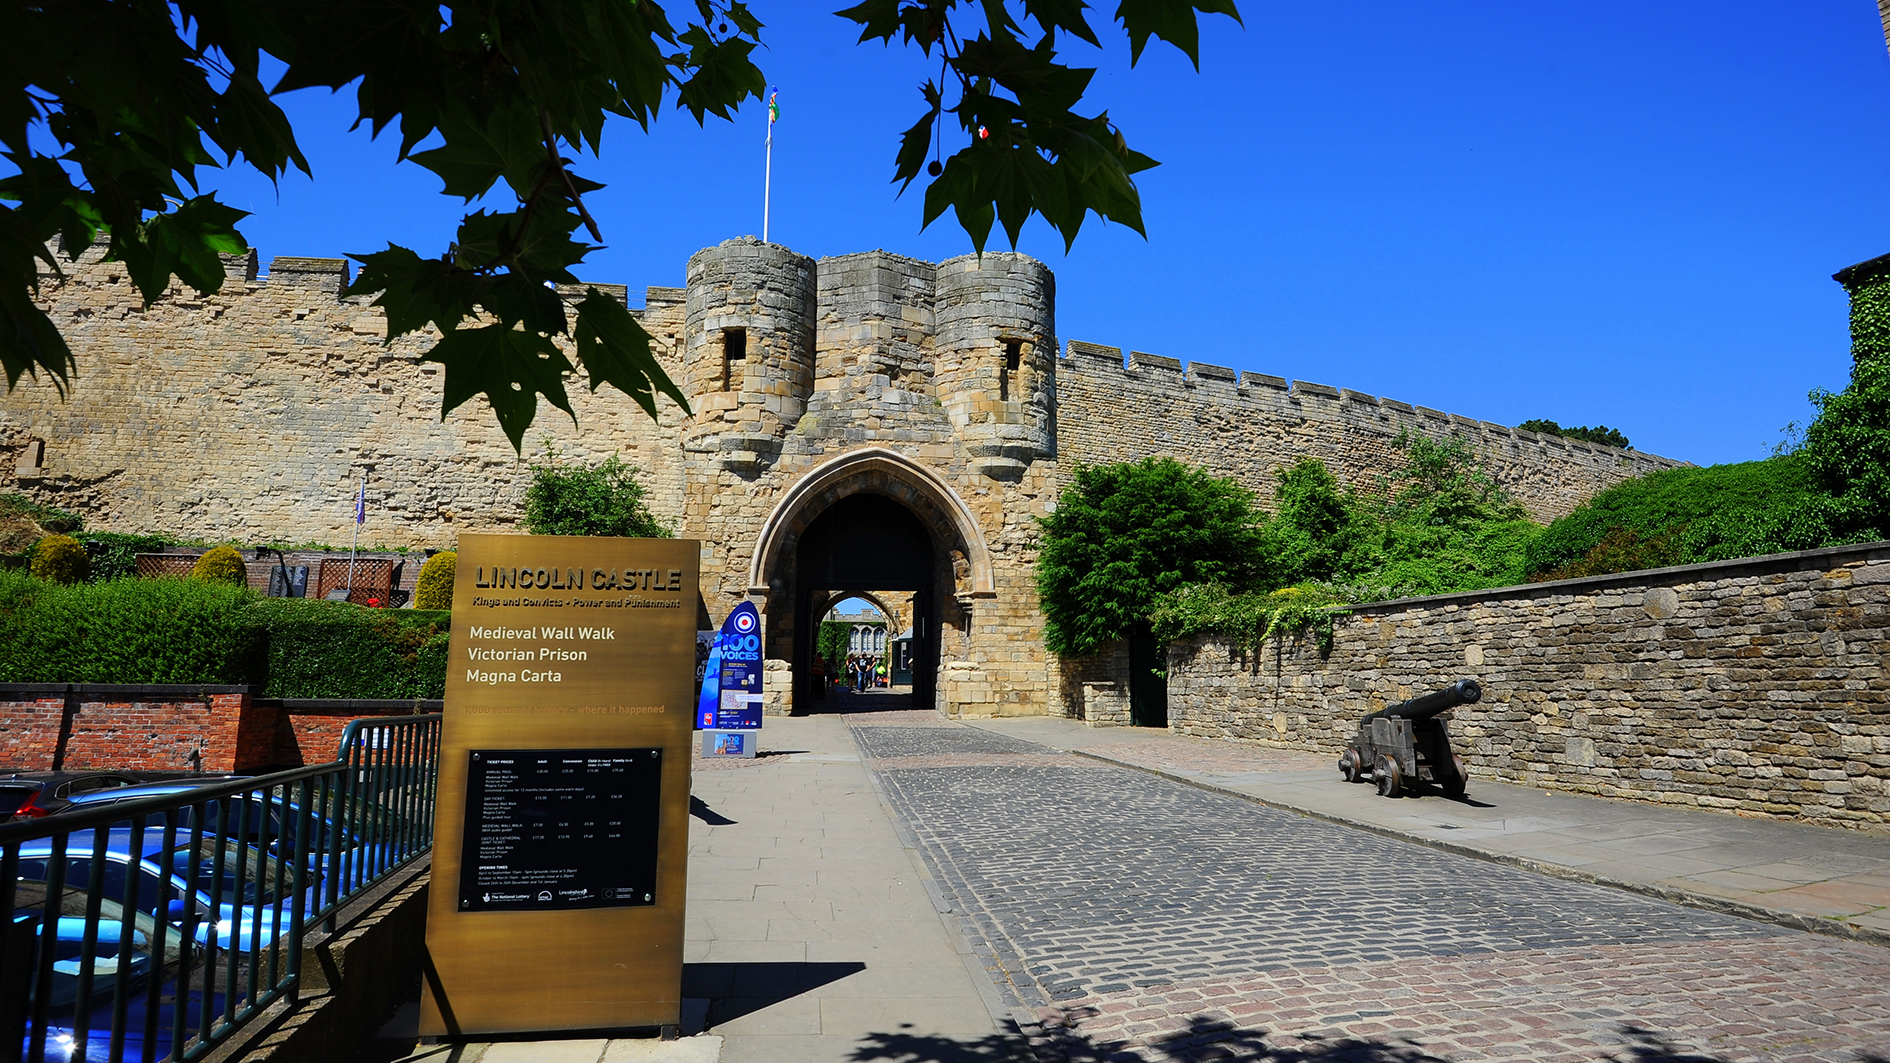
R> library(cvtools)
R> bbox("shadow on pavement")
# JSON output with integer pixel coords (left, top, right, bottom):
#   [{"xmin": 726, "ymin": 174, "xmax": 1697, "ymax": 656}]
[
  {"xmin": 682, "ymin": 960, "xmax": 866, "ymax": 1028},
  {"xmin": 689, "ymin": 795, "xmax": 737, "ymax": 824},
  {"xmin": 845, "ymin": 1016, "xmax": 1794, "ymax": 1063}
]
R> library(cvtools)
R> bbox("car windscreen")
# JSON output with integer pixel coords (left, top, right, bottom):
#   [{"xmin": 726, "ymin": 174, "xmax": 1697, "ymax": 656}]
[
  {"xmin": 108, "ymin": 796, "xmax": 363, "ymax": 853},
  {"xmin": 159, "ymin": 844, "xmax": 290, "ymax": 906}
]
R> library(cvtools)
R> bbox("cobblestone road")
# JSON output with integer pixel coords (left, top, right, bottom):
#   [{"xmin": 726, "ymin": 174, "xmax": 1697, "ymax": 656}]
[{"xmin": 849, "ymin": 713, "xmax": 1890, "ymax": 1063}]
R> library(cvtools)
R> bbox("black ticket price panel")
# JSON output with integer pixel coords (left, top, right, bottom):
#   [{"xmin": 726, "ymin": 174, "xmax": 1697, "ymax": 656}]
[{"xmin": 457, "ymin": 748, "xmax": 663, "ymax": 913}]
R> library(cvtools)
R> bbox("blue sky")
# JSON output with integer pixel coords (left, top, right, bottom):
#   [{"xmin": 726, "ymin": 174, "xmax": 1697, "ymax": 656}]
[{"xmin": 198, "ymin": 2, "xmax": 1890, "ymax": 467}]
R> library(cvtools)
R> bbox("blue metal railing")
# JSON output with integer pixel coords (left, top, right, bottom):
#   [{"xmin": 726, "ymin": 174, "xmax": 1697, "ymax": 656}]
[{"xmin": 0, "ymin": 714, "xmax": 440, "ymax": 1063}]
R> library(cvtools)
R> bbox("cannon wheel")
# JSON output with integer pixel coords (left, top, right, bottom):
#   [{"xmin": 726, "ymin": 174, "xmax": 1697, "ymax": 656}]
[
  {"xmin": 1442, "ymin": 755, "xmax": 1468, "ymax": 798},
  {"xmin": 1374, "ymin": 754, "xmax": 1402, "ymax": 798},
  {"xmin": 1339, "ymin": 748, "xmax": 1362, "ymax": 783}
]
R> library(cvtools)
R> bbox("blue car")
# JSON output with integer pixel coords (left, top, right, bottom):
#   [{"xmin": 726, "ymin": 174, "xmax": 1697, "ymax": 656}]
[
  {"xmin": 10, "ymin": 878, "xmax": 215, "ymax": 1063},
  {"xmin": 15, "ymin": 831, "xmax": 319, "ymax": 951},
  {"xmin": 66, "ymin": 784, "xmax": 408, "ymax": 888}
]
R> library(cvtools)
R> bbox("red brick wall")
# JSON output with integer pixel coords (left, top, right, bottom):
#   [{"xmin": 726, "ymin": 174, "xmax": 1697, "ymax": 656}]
[
  {"xmin": 0, "ymin": 687, "xmax": 435, "ymax": 774},
  {"xmin": 0, "ymin": 696, "xmax": 68, "ymax": 769},
  {"xmin": 0, "ymin": 687, "xmax": 278, "ymax": 773},
  {"xmin": 271, "ymin": 702, "xmax": 431, "ymax": 767}
]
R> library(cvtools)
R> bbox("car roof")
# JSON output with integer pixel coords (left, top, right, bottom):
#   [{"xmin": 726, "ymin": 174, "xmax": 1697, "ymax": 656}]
[
  {"xmin": 64, "ymin": 777, "xmax": 248, "ymax": 803},
  {"xmin": 0, "ymin": 770, "xmax": 139, "ymax": 785}
]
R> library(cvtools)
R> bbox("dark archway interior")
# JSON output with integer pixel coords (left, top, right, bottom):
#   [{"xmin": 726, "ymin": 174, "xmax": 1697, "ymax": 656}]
[{"xmin": 793, "ymin": 493, "xmax": 936, "ymax": 710}]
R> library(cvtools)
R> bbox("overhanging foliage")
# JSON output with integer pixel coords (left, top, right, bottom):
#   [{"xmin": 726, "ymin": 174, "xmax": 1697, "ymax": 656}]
[{"xmin": 4, "ymin": 1, "xmax": 1240, "ymax": 449}]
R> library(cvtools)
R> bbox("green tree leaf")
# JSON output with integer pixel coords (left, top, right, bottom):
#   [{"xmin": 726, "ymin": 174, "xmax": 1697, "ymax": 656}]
[
  {"xmin": 428, "ymin": 322, "xmax": 576, "ymax": 452},
  {"xmin": 573, "ymin": 288, "xmax": 691, "ymax": 419}
]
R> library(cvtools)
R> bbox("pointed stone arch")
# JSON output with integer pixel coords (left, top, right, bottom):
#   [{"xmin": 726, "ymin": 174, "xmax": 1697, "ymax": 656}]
[{"xmin": 747, "ymin": 446, "xmax": 995, "ymax": 601}]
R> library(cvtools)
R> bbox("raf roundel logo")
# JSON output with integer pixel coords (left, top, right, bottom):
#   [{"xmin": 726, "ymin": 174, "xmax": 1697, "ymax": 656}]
[{"xmin": 733, "ymin": 612, "xmax": 756, "ymax": 634}]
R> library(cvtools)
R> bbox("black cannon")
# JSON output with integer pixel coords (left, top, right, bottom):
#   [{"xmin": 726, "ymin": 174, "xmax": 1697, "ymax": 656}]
[{"xmin": 1339, "ymin": 678, "xmax": 1480, "ymax": 798}]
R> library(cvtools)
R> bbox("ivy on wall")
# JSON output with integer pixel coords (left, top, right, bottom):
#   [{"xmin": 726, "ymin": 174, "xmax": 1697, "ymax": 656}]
[{"xmin": 1836, "ymin": 253, "xmax": 1890, "ymax": 366}]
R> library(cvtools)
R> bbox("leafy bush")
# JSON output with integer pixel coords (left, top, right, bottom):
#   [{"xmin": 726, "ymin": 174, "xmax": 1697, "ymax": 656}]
[
  {"xmin": 415, "ymin": 550, "xmax": 457, "ymax": 610},
  {"xmin": 75, "ymin": 531, "xmax": 181, "ymax": 581},
  {"xmin": 1257, "ymin": 460, "xmax": 1375, "ymax": 587},
  {"xmin": 0, "ymin": 570, "xmax": 263, "ymax": 683},
  {"xmin": 30, "ymin": 534, "xmax": 89, "ymax": 585},
  {"xmin": 1797, "ymin": 354, "xmax": 1890, "ymax": 538},
  {"xmin": 1516, "ymin": 419, "xmax": 1631, "ymax": 449},
  {"xmin": 1523, "ymin": 458, "xmax": 1822, "ymax": 578},
  {"xmin": 1150, "ymin": 582, "xmax": 1354, "ymax": 655},
  {"xmin": 1254, "ymin": 436, "xmax": 1538, "ymax": 600},
  {"xmin": 523, "ymin": 447, "xmax": 671, "ymax": 538},
  {"xmin": 191, "ymin": 544, "xmax": 248, "ymax": 585},
  {"xmin": 1036, "ymin": 458, "xmax": 1265, "ymax": 658},
  {"xmin": 1362, "ymin": 435, "xmax": 1535, "ymax": 593},
  {"xmin": 254, "ymin": 599, "xmax": 451, "ymax": 699}
]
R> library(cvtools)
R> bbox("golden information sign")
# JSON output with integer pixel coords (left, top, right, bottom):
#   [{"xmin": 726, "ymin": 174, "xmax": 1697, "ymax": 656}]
[{"xmin": 422, "ymin": 533, "xmax": 699, "ymax": 1037}]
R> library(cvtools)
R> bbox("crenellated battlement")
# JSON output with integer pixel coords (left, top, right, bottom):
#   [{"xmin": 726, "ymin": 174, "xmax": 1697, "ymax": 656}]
[{"xmin": 1055, "ymin": 339, "xmax": 1683, "ymax": 524}]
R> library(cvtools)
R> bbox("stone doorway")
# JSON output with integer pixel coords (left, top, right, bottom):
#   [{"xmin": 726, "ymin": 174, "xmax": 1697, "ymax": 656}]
[{"xmin": 793, "ymin": 494, "xmax": 937, "ymax": 713}]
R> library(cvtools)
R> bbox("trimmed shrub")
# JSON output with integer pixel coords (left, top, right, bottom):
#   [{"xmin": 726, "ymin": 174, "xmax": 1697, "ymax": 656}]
[
  {"xmin": 0, "ymin": 570, "xmax": 263, "ymax": 683},
  {"xmin": 253, "ymin": 598, "xmax": 451, "ymax": 699},
  {"xmin": 415, "ymin": 550, "xmax": 456, "ymax": 610},
  {"xmin": 30, "ymin": 534, "xmax": 89, "ymax": 585},
  {"xmin": 191, "ymin": 545, "xmax": 248, "ymax": 585}
]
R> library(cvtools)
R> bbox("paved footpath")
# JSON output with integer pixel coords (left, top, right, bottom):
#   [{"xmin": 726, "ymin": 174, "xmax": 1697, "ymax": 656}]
[
  {"xmin": 365, "ymin": 713, "xmax": 1020, "ymax": 1063},
  {"xmin": 854, "ymin": 711, "xmax": 1890, "ymax": 1063}
]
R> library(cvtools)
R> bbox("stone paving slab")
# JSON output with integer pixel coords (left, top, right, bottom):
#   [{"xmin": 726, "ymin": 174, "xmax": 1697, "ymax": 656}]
[{"xmin": 965, "ymin": 715, "xmax": 1890, "ymax": 946}]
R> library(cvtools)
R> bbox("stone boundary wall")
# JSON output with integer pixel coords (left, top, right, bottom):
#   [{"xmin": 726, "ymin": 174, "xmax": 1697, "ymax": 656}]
[
  {"xmin": 0, "ymin": 685, "xmax": 436, "ymax": 772},
  {"xmin": 1055, "ymin": 341, "xmax": 1687, "ymax": 524},
  {"xmin": 1163, "ymin": 543, "xmax": 1890, "ymax": 830}
]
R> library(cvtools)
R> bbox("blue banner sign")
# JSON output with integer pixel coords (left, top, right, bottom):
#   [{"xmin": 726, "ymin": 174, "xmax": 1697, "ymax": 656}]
[{"xmin": 697, "ymin": 601, "xmax": 763, "ymax": 731}]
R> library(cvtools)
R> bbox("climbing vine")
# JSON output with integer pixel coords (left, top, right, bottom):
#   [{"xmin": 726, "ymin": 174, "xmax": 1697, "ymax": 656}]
[{"xmin": 1842, "ymin": 266, "xmax": 1890, "ymax": 366}]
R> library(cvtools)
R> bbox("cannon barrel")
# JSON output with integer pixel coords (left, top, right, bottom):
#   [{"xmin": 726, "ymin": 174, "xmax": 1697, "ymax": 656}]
[{"xmin": 1364, "ymin": 678, "xmax": 1481, "ymax": 724}]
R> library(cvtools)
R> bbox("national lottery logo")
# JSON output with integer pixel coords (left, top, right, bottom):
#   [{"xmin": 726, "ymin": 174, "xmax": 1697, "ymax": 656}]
[{"xmin": 733, "ymin": 611, "xmax": 756, "ymax": 635}]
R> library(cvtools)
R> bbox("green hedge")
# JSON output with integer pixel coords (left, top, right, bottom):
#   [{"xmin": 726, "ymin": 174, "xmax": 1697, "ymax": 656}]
[
  {"xmin": 0, "ymin": 570, "xmax": 451, "ymax": 696},
  {"xmin": 255, "ymin": 599, "xmax": 450, "ymax": 699},
  {"xmin": 0, "ymin": 569, "xmax": 263, "ymax": 683}
]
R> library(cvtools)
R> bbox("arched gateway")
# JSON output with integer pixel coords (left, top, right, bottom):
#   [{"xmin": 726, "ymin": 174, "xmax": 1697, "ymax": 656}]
[{"xmin": 747, "ymin": 448, "xmax": 994, "ymax": 712}]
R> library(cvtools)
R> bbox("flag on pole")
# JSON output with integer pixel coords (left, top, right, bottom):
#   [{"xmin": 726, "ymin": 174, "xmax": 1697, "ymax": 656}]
[
  {"xmin": 768, "ymin": 86, "xmax": 779, "ymax": 126},
  {"xmin": 354, "ymin": 480, "xmax": 366, "ymax": 525}
]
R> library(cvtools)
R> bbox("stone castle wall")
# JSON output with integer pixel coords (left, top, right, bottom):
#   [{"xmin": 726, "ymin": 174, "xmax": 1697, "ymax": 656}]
[
  {"xmin": 1056, "ymin": 342, "xmax": 1683, "ymax": 525},
  {"xmin": 4, "ymin": 236, "xmax": 1686, "ymax": 718},
  {"xmin": 1162, "ymin": 543, "xmax": 1890, "ymax": 830}
]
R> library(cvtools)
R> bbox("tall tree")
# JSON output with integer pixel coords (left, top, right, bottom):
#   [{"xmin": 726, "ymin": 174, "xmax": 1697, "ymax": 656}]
[
  {"xmin": 1, "ymin": 1, "xmax": 1239, "ymax": 449},
  {"xmin": 1036, "ymin": 457, "xmax": 1263, "ymax": 657}
]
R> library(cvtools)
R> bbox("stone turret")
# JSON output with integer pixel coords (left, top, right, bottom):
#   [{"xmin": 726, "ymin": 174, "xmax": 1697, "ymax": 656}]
[
  {"xmin": 682, "ymin": 237, "xmax": 817, "ymax": 473},
  {"xmin": 932, "ymin": 253, "xmax": 1056, "ymax": 480}
]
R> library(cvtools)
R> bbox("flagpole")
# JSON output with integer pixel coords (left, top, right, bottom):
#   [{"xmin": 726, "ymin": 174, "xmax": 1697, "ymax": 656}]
[
  {"xmin": 763, "ymin": 87, "xmax": 777, "ymax": 244},
  {"xmin": 763, "ymin": 110, "xmax": 773, "ymax": 244}
]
